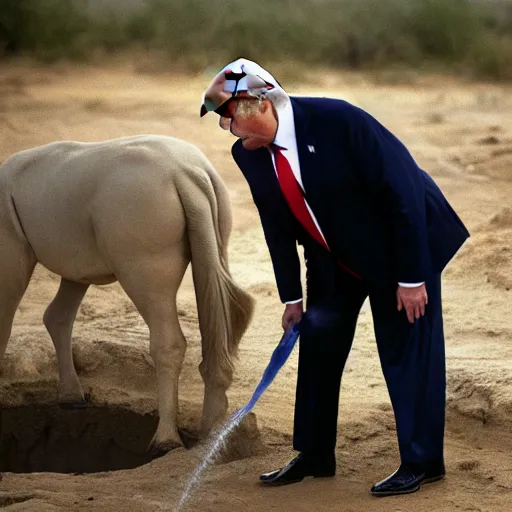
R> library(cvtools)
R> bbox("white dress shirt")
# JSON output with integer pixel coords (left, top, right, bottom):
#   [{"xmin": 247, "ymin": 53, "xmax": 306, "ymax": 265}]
[{"xmin": 269, "ymin": 99, "xmax": 423, "ymax": 304}]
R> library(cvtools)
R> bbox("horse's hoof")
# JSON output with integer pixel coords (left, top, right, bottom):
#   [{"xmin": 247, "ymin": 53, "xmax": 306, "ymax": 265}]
[
  {"xmin": 150, "ymin": 441, "xmax": 183, "ymax": 459},
  {"xmin": 179, "ymin": 428, "xmax": 200, "ymax": 449},
  {"xmin": 59, "ymin": 401, "xmax": 87, "ymax": 410}
]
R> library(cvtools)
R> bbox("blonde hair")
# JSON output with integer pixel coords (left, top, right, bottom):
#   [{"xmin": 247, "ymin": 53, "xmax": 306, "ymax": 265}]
[{"xmin": 234, "ymin": 97, "xmax": 264, "ymax": 118}]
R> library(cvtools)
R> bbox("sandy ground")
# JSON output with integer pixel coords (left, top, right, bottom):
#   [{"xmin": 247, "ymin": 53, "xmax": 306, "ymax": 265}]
[{"xmin": 0, "ymin": 62, "xmax": 511, "ymax": 511}]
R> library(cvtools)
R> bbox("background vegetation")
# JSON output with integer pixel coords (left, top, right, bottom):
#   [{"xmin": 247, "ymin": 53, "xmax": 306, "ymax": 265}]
[{"xmin": 1, "ymin": 0, "xmax": 511, "ymax": 80}]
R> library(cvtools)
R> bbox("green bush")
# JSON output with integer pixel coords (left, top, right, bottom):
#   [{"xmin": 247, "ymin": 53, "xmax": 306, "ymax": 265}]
[
  {"xmin": 0, "ymin": 0, "xmax": 91, "ymax": 61},
  {"xmin": 405, "ymin": 0, "xmax": 482, "ymax": 61},
  {"xmin": 471, "ymin": 34, "xmax": 512, "ymax": 80},
  {"xmin": 1, "ymin": 0, "xmax": 511, "ymax": 80}
]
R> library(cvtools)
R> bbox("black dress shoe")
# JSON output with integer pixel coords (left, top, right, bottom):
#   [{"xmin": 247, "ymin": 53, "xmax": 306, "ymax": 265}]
[
  {"xmin": 260, "ymin": 452, "xmax": 336, "ymax": 486},
  {"xmin": 371, "ymin": 461, "xmax": 445, "ymax": 497}
]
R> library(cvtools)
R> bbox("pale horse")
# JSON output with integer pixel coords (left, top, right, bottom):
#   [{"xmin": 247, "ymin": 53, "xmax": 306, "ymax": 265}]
[{"xmin": 0, "ymin": 135, "xmax": 254, "ymax": 453}]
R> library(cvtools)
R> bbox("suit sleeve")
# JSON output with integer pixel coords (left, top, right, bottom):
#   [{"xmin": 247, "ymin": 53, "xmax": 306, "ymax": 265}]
[
  {"xmin": 342, "ymin": 104, "xmax": 430, "ymax": 283},
  {"xmin": 231, "ymin": 145, "xmax": 302, "ymax": 303}
]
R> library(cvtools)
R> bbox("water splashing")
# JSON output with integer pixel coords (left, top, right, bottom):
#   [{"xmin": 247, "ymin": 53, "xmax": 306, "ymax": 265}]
[
  {"xmin": 175, "ymin": 409, "xmax": 247, "ymax": 512},
  {"xmin": 174, "ymin": 324, "xmax": 300, "ymax": 511}
]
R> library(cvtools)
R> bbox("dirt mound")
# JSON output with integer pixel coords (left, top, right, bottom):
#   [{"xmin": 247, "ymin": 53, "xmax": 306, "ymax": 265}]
[
  {"xmin": 448, "ymin": 368, "xmax": 512, "ymax": 428},
  {"xmin": 447, "ymin": 207, "xmax": 512, "ymax": 290},
  {"xmin": 487, "ymin": 206, "xmax": 512, "ymax": 229},
  {"xmin": 0, "ymin": 336, "xmax": 156, "ymax": 410},
  {"xmin": 481, "ymin": 146, "xmax": 512, "ymax": 183}
]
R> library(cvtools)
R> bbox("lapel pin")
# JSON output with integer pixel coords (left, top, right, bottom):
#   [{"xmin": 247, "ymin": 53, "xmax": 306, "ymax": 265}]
[{"xmin": 308, "ymin": 145, "xmax": 315, "ymax": 153}]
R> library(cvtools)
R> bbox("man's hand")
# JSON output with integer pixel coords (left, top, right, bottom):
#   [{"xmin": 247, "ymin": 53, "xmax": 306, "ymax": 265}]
[
  {"xmin": 397, "ymin": 284, "xmax": 428, "ymax": 324},
  {"xmin": 282, "ymin": 301, "xmax": 303, "ymax": 331}
]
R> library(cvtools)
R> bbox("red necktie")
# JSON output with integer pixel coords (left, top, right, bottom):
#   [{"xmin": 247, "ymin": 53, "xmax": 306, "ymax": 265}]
[{"xmin": 274, "ymin": 147, "xmax": 362, "ymax": 280}]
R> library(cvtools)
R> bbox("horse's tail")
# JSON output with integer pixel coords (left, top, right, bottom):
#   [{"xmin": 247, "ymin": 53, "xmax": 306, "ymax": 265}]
[
  {"xmin": 201, "ymin": 161, "xmax": 233, "ymax": 267},
  {"xmin": 175, "ymin": 162, "xmax": 254, "ymax": 387}
]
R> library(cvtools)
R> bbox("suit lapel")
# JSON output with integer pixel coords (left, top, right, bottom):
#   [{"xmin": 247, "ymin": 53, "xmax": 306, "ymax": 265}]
[
  {"xmin": 292, "ymin": 98, "xmax": 316, "ymax": 180},
  {"xmin": 291, "ymin": 98, "xmax": 332, "ymax": 239},
  {"xmin": 246, "ymin": 145, "xmax": 284, "ymax": 200}
]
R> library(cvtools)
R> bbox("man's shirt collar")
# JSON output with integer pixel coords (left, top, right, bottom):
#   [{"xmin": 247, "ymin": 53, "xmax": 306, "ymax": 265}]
[{"xmin": 273, "ymin": 98, "xmax": 296, "ymax": 152}]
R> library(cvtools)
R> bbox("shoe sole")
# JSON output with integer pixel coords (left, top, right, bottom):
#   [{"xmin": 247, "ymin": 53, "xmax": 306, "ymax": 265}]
[
  {"xmin": 262, "ymin": 477, "xmax": 305, "ymax": 487},
  {"xmin": 423, "ymin": 474, "xmax": 445, "ymax": 484},
  {"xmin": 371, "ymin": 474, "xmax": 445, "ymax": 497},
  {"xmin": 261, "ymin": 474, "xmax": 335, "ymax": 487}
]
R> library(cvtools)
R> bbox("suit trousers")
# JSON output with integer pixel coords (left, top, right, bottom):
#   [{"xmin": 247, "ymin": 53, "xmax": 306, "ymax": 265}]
[{"xmin": 293, "ymin": 246, "xmax": 446, "ymax": 467}]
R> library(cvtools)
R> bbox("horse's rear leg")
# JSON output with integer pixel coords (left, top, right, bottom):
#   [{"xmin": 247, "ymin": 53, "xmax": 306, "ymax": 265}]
[
  {"xmin": 116, "ymin": 250, "xmax": 189, "ymax": 453},
  {"xmin": 0, "ymin": 232, "xmax": 36, "ymax": 366},
  {"xmin": 43, "ymin": 278, "xmax": 89, "ymax": 407}
]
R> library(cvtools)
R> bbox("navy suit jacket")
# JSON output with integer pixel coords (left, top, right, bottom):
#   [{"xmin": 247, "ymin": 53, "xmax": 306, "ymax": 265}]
[{"xmin": 232, "ymin": 97, "xmax": 470, "ymax": 303}]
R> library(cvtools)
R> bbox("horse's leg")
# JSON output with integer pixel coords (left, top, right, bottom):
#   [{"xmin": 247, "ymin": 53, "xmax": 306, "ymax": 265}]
[
  {"xmin": 116, "ymin": 248, "xmax": 189, "ymax": 453},
  {"xmin": 199, "ymin": 365, "xmax": 231, "ymax": 436},
  {"xmin": 0, "ymin": 229, "xmax": 36, "ymax": 366},
  {"xmin": 43, "ymin": 278, "xmax": 89, "ymax": 406}
]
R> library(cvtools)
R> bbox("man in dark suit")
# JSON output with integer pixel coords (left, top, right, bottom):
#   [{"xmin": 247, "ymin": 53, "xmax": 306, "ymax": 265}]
[{"xmin": 200, "ymin": 58, "xmax": 469, "ymax": 497}]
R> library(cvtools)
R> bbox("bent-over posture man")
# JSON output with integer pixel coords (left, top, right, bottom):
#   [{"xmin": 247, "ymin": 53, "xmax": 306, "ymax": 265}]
[{"xmin": 200, "ymin": 58, "xmax": 469, "ymax": 497}]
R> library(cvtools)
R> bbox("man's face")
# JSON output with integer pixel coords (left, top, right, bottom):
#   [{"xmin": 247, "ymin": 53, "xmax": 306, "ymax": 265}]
[{"xmin": 223, "ymin": 98, "xmax": 278, "ymax": 150}]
